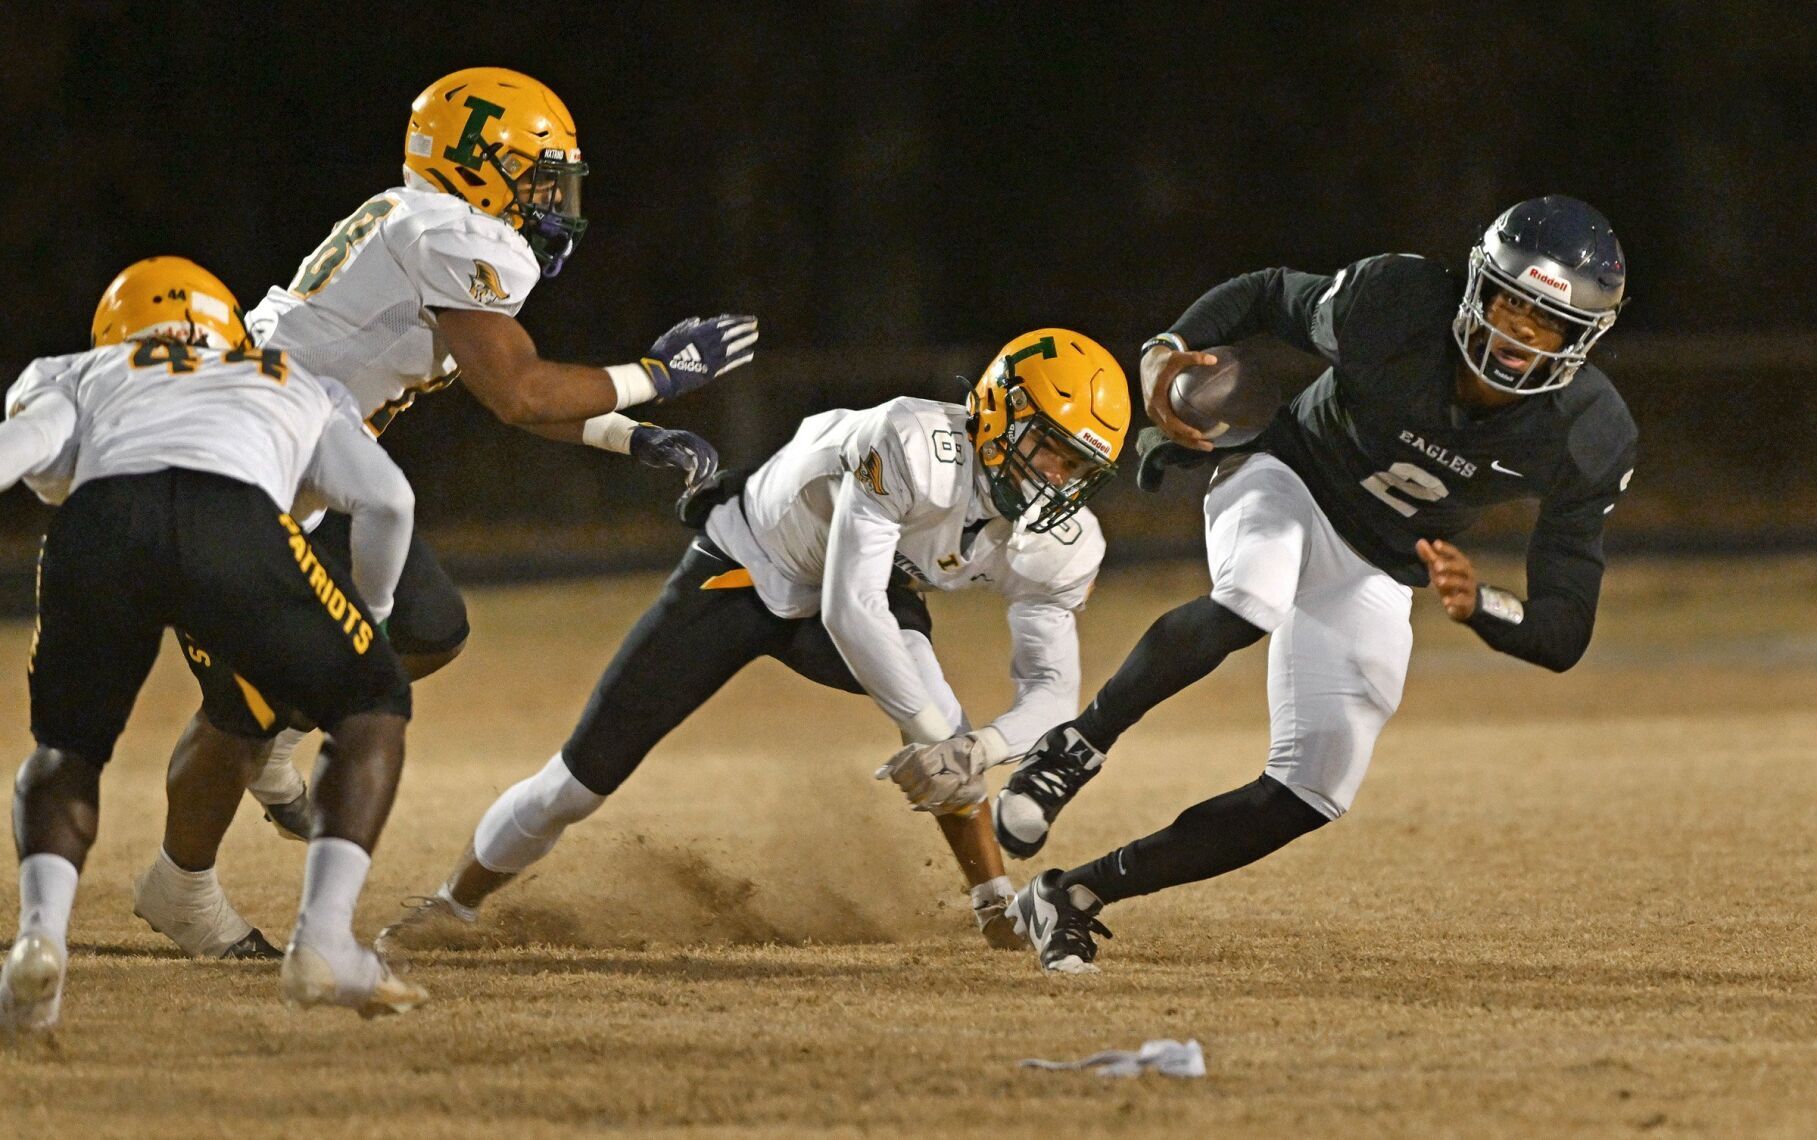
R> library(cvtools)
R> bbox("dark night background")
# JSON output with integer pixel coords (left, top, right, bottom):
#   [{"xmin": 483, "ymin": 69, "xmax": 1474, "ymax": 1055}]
[{"xmin": 2, "ymin": 1, "xmax": 1813, "ymax": 581}]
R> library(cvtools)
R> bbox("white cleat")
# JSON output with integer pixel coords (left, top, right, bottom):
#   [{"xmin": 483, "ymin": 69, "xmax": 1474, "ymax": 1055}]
[
  {"xmin": 280, "ymin": 942, "xmax": 427, "ymax": 1020},
  {"xmin": 374, "ymin": 889, "xmax": 477, "ymax": 957},
  {"xmin": 133, "ymin": 859, "xmax": 280, "ymax": 960},
  {"xmin": 978, "ymin": 908, "xmax": 1024, "ymax": 950},
  {"xmin": 973, "ymin": 887, "xmax": 1025, "ymax": 951},
  {"xmin": 1, "ymin": 932, "xmax": 66, "ymax": 1035}
]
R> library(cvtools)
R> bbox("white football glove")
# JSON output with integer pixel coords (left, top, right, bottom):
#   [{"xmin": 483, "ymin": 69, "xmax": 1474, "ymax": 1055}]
[{"xmin": 873, "ymin": 729, "xmax": 1007, "ymax": 815}]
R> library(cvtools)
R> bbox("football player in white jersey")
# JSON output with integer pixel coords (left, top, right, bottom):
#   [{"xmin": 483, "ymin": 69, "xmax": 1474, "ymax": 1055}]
[
  {"xmin": 381, "ymin": 329, "xmax": 1130, "ymax": 948},
  {"xmin": 0, "ymin": 257, "xmax": 428, "ymax": 1032},
  {"xmin": 131, "ymin": 67, "xmax": 759, "ymax": 958}
]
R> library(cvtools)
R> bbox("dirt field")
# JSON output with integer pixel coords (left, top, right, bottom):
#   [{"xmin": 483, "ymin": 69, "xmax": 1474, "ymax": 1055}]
[{"xmin": 2, "ymin": 554, "xmax": 1813, "ymax": 1137}]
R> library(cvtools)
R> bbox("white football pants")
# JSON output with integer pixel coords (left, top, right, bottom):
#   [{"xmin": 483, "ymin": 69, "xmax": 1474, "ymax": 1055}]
[{"xmin": 1204, "ymin": 453, "xmax": 1412, "ymax": 819}]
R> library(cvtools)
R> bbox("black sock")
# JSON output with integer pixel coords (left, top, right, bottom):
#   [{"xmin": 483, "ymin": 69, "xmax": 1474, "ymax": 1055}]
[
  {"xmin": 1061, "ymin": 775, "xmax": 1329, "ymax": 904},
  {"xmin": 1072, "ymin": 597, "xmax": 1264, "ymax": 751}
]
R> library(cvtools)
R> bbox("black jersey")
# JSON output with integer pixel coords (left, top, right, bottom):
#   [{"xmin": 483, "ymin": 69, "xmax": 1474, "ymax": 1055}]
[{"xmin": 1168, "ymin": 253, "xmax": 1637, "ymax": 671}]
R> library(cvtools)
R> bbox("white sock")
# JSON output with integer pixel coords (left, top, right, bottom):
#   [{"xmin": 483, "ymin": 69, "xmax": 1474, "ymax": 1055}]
[
  {"xmin": 153, "ymin": 847, "xmax": 220, "ymax": 898},
  {"xmin": 18, "ymin": 853, "xmax": 79, "ymax": 949},
  {"xmin": 292, "ymin": 837, "xmax": 371, "ymax": 957},
  {"xmin": 472, "ymin": 752, "xmax": 605, "ymax": 874},
  {"xmin": 247, "ymin": 727, "xmax": 309, "ymax": 805}
]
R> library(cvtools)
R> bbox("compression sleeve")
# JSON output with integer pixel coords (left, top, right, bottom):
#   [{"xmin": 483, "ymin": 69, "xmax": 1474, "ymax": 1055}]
[
  {"xmin": 821, "ymin": 473, "xmax": 951, "ymax": 742},
  {"xmin": 986, "ymin": 598, "xmax": 1082, "ymax": 756},
  {"xmin": 1168, "ymin": 267, "xmax": 1333, "ymax": 358},
  {"xmin": 0, "ymin": 392, "xmax": 77, "ymax": 494},
  {"xmin": 299, "ymin": 414, "xmax": 415, "ymax": 624},
  {"xmin": 1465, "ymin": 449, "xmax": 1635, "ymax": 672}
]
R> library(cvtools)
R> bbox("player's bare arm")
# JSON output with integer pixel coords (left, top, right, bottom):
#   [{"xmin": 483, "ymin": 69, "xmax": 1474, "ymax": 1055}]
[
  {"xmin": 437, "ymin": 307, "xmax": 624, "ymax": 424},
  {"xmin": 435, "ymin": 308, "xmax": 755, "ymax": 426}
]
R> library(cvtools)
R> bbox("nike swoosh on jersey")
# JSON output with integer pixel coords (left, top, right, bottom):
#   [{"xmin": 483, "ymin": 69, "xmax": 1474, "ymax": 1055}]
[{"xmin": 1490, "ymin": 460, "xmax": 1524, "ymax": 477}]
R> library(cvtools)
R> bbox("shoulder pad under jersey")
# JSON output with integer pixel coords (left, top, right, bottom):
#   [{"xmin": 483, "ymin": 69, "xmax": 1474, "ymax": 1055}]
[
  {"xmin": 1560, "ymin": 363, "xmax": 1638, "ymax": 484},
  {"xmin": 1002, "ymin": 506, "xmax": 1105, "ymax": 608},
  {"xmin": 7, "ymin": 350, "xmax": 96, "ymax": 416},
  {"xmin": 386, "ymin": 192, "xmax": 541, "ymax": 315}
]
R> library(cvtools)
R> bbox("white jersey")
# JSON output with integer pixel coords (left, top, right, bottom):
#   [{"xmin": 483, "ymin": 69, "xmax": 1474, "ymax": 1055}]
[
  {"xmin": 1, "ymin": 343, "xmax": 416, "ymax": 622},
  {"xmin": 4, "ymin": 343, "xmax": 336, "ymax": 509},
  {"xmin": 245, "ymin": 185, "xmax": 542, "ymax": 432},
  {"xmin": 707, "ymin": 398, "xmax": 1103, "ymax": 752}
]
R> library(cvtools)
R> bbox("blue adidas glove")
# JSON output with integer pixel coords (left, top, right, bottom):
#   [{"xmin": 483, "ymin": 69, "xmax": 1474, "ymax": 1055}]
[
  {"xmin": 640, "ymin": 314, "xmax": 758, "ymax": 401},
  {"xmin": 629, "ymin": 424, "xmax": 719, "ymax": 489}
]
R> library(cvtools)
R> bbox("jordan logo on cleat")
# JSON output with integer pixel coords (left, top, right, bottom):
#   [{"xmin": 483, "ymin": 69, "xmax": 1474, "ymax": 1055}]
[{"xmin": 670, "ymin": 343, "xmax": 708, "ymax": 373}]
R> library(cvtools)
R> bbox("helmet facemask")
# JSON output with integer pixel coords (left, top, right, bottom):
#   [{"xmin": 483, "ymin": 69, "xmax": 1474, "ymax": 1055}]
[
  {"xmin": 981, "ymin": 386, "xmax": 1117, "ymax": 534},
  {"xmin": 493, "ymin": 145, "xmax": 590, "ymax": 278},
  {"xmin": 1452, "ymin": 195, "xmax": 1626, "ymax": 396},
  {"xmin": 1453, "ymin": 246, "xmax": 1617, "ymax": 394}
]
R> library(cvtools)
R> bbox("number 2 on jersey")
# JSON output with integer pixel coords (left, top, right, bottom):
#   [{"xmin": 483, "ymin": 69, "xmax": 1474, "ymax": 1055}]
[
  {"xmin": 290, "ymin": 194, "xmax": 399, "ymax": 298},
  {"xmin": 1361, "ymin": 462, "xmax": 1448, "ymax": 517}
]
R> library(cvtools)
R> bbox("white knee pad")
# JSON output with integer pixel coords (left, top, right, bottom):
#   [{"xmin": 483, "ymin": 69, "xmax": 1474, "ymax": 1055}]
[
  {"xmin": 1206, "ymin": 497, "xmax": 1304, "ymax": 632},
  {"xmin": 472, "ymin": 752, "xmax": 606, "ymax": 874},
  {"xmin": 1267, "ymin": 729, "xmax": 1369, "ymax": 822}
]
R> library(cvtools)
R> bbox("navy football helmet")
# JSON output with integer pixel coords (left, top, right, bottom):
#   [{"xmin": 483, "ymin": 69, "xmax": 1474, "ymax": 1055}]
[{"xmin": 1453, "ymin": 195, "xmax": 1626, "ymax": 394}]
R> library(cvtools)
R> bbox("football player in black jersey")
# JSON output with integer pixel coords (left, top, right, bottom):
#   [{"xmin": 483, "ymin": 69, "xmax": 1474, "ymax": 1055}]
[{"xmin": 991, "ymin": 196, "xmax": 1637, "ymax": 972}]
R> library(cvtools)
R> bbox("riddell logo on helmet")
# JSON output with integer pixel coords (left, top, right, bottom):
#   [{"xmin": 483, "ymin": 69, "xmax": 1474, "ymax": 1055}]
[
  {"xmin": 1523, "ymin": 265, "xmax": 1572, "ymax": 303},
  {"xmin": 1077, "ymin": 428, "xmax": 1112, "ymax": 457}
]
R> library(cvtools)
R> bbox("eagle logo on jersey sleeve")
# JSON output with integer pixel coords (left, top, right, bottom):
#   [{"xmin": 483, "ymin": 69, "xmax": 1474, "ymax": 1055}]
[
  {"xmin": 855, "ymin": 448, "xmax": 889, "ymax": 497},
  {"xmin": 467, "ymin": 260, "xmax": 511, "ymax": 305}
]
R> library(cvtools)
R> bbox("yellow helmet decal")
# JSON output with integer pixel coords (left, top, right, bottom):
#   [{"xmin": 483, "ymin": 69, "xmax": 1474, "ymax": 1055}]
[
  {"xmin": 91, "ymin": 256, "xmax": 248, "ymax": 350},
  {"xmin": 441, "ymin": 96, "xmax": 509, "ymax": 172}
]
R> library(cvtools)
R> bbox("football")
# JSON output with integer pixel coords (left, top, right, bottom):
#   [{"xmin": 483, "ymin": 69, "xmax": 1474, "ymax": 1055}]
[{"xmin": 1165, "ymin": 344, "xmax": 1281, "ymax": 445}]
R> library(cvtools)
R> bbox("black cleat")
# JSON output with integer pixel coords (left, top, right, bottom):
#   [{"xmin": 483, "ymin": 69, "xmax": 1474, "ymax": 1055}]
[
  {"xmin": 1010, "ymin": 869, "xmax": 1112, "ymax": 974},
  {"xmin": 261, "ymin": 791, "xmax": 312, "ymax": 843},
  {"xmin": 992, "ymin": 724, "xmax": 1105, "ymax": 858},
  {"xmin": 221, "ymin": 928, "xmax": 284, "ymax": 961}
]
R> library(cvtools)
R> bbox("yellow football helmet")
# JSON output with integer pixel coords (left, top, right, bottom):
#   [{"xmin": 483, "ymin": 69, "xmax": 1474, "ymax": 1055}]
[
  {"xmin": 91, "ymin": 257, "xmax": 249, "ymax": 350},
  {"xmin": 405, "ymin": 67, "xmax": 589, "ymax": 276},
  {"xmin": 966, "ymin": 328, "xmax": 1130, "ymax": 532}
]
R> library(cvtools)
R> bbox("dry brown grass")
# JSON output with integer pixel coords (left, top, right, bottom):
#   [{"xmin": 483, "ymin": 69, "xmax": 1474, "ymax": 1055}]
[{"xmin": 2, "ymin": 555, "xmax": 1814, "ymax": 1137}]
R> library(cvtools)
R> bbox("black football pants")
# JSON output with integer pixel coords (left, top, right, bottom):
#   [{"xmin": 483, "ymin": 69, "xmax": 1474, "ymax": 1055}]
[
  {"xmin": 30, "ymin": 470, "xmax": 412, "ymax": 765},
  {"xmin": 560, "ymin": 535, "xmax": 932, "ymax": 796}
]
